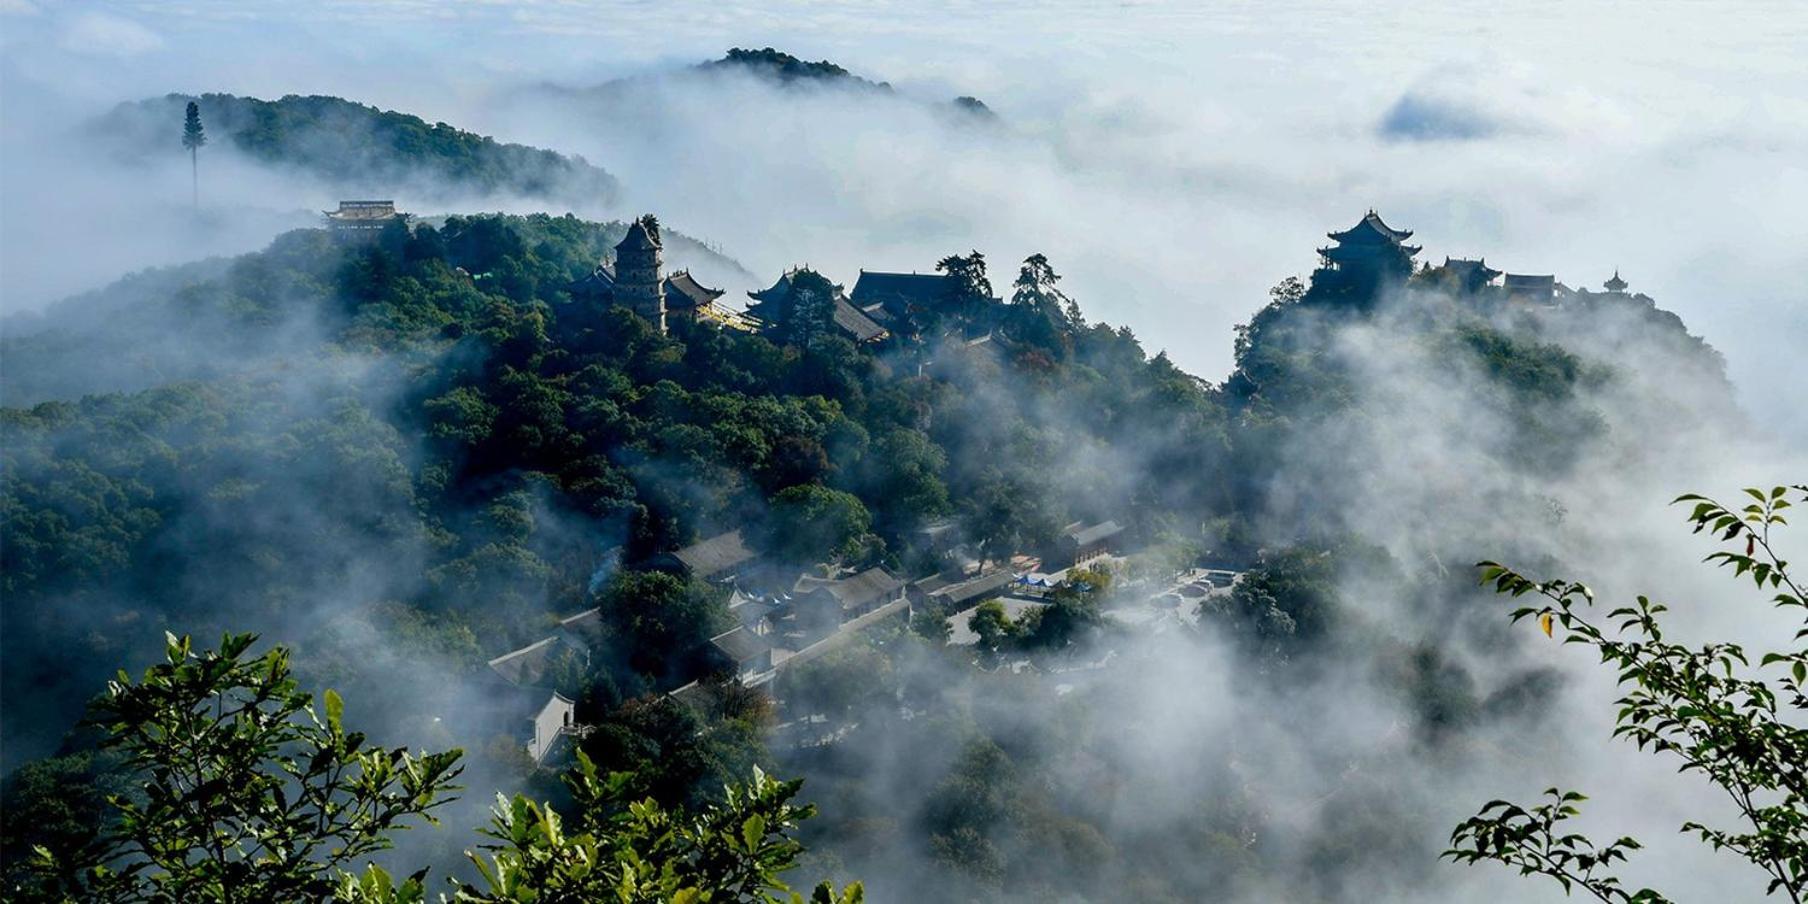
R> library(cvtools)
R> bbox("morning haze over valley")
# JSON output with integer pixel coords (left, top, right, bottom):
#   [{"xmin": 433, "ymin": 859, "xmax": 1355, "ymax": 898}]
[{"xmin": 1, "ymin": 3, "xmax": 1804, "ymax": 902}]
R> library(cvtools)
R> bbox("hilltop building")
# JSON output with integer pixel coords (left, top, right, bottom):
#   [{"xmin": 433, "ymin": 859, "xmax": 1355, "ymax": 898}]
[
  {"xmin": 566, "ymin": 215, "xmax": 749, "ymax": 335},
  {"xmin": 792, "ymin": 567, "xmax": 907, "ymax": 625},
  {"xmin": 1055, "ymin": 520, "xmax": 1125, "ymax": 569},
  {"xmin": 479, "ymin": 606, "xmax": 603, "ymax": 765},
  {"xmin": 324, "ymin": 200, "xmax": 403, "ymax": 238},
  {"xmin": 1503, "ymin": 273, "xmax": 1557, "ymax": 305},
  {"xmin": 849, "ymin": 270, "xmax": 953, "ymax": 322},
  {"xmin": 909, "ymin": 567, "xmax": 1016, "ymax": 613},
  {"xmin": 1385, "ymin": 225, "xmax": 1643, "ymax": 312},
  {"xmin": 728, "ymin": 586, "xmax": 780, "ymax": 635},
  {"xmin": 1314, "ymin": 210, "xmax": 1420, "ymax": 300},
  {"xmin": 1431, "ymin": 256, "xmax": 1502, "ymax": 294},
  {"xmin": 663, "ymin": 270, "xmax": 719, "ymax": 316},
  {"xmin": 472, "ymin": 679, "xmax": 576, "ymax": 767},
  {"xmin": 659, "ymin": 529, "xmax": 758, "ymax": 584},
  {"xmin": 568, "ymin": 262, "xmax": 616, "ymax": 301},
  {"xmin": 674, "ymin": 564, "xmax": 916, "ymax": 694},
  {"xmin": 707, "ymin": 627, "xmax": 775, "ymax": 681},
  {"xmin": 747, "ymin": 269, "xmax": 890, "ymax": 344},
  {"xmin": 851, "ymin": 269, "xmax": 1005, "ymax": 339},
  {"xmin": 666, "ymin": 270, "xmax": 755, "ymax": 330},
  {"xmin": 747, "ymin": 265, "xmax": 1010, "ymax": 345},
  {"xmin": 612, "ymin": 216, "xmax": 667, "ymax": 332},
  {"xmin": 1309, "ymin": 210, "xmax": 1625, "ymax": 310},
  {"xmin": 1568, "ymin": 269, "xmax": 1655, "ymax": 308}
]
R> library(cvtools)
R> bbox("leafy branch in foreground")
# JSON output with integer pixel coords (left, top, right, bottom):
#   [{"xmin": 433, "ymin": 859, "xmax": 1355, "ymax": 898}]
[
  {"xmin": 412, "ymin": 752, "xmax": 862, "ymax": 903},
  {"xmin": 1445, "ymin": 789, "xmax": 1661, "ymax": 902},
  {"xmin": 14, "ymin": 632, "xmax": 861, "ymax": 903},
  {"xmin": 1446, "ymin": 484, "xmax": 1808, "ymax": 902},
  {"xmin": 25, "ymin": 632, "xmax": 465, "ymax": 903}
]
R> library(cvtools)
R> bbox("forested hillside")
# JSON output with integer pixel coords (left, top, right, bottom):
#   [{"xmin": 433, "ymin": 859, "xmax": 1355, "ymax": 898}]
[
  {"xmin": 90, "ymin": 93, "xmax": 620, "ymax": 206},
  {"xmin": 0, "ymin": 208, "xmax": 1734, "ymax": 901},
  {"xmin": 0, "ymin": 215, "xmax": 743, "ymax": 405},
  {"xmin": 0, "ymin": 211, "xmax": 1230, "ymax": 755}
]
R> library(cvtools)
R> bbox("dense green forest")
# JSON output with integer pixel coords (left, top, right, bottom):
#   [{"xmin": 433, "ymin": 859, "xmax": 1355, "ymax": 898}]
[
  {"xmin": 0, "ymin": 205, "xmax": 1733, "ymax": 900},
  {"xmin": 89, "ymin": 93, "xmax": 619, "ymax": 204},
  {"xmin": 0, "ymin": 209, "xmax": 1236, "ymax": 772}
]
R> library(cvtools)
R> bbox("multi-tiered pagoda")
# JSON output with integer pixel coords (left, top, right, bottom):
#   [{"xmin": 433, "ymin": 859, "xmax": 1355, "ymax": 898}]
[
  {"xmin": 1313, "ymin": 210, "xmax": 1420, "ymax": 302},
  {"xmin": 612, "ymin": 216, "xmax": 667, "ymax": 333},
  {"xmin": 566, "ymin": 215, "xmax": 753, "ymax": 335}
]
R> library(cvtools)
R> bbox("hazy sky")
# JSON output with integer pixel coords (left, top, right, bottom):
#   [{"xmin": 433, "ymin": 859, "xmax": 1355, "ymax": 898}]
[
  {"xmin": 2, "ymin": 7, "xmax": 1803, "ymax": 898},
  {"xmin": 3, "ymin": 0, "xmax": 1804, "ymax": 436}
]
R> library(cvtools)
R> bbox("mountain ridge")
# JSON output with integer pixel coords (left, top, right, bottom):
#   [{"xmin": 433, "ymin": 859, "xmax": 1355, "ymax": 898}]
[{"xmin": 88, "ymin": 92, "xmax": 622, "ymax": 206}]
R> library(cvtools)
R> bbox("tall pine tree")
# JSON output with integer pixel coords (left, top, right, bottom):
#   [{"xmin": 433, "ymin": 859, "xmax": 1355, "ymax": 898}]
[{"xmin": 181, "ymin": 101, "xmax": 206, "ymax": 211}]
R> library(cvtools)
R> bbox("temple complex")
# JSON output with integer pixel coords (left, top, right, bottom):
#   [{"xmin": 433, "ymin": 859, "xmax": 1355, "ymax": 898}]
[{"xmin": 1304, "ymin": 210, "xmax": 1655, "ymax": 314}]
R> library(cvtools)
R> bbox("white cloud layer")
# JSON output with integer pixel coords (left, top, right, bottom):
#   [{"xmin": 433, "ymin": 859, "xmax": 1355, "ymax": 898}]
[
  {"xmin": 3, "ymin": 0, "xmax": 1802, "ymax": 438},
  {"xmin": 57, "ymin": 10, "xmax": 164, "ymax": 57},
  {"xmin": 0, "ymin": 3, "xmax": 1804, "ymax": 898}
]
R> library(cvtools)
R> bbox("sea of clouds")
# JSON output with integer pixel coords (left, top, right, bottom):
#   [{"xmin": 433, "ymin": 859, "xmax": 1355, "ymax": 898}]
[
  {"xmin": 2, "ymin": 0, "xmax": 1803, "ymax": 436},
  {"xmin": 1, "ymin": 2, "xmax": 1804, "ymax": 899}
]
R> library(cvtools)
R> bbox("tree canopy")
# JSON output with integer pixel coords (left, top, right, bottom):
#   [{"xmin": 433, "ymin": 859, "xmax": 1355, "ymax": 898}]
[
  {"xmin": 1447, "ymin": 485, "xmax": 1808, "ymax": 902},
  {"xmin": 10, "ymin": 633, "xmax": 861, "ymax": 904}
]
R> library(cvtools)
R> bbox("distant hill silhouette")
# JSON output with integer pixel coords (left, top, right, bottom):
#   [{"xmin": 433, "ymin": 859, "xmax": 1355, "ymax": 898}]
[
  {"xmin": 699, "ymin": 47, "xmax": 996, "ymax": 119},
  {"xmin": 90, "ymin": 93, "xmax": 620, "ymax": 205},
  {"xmin": 701, "ymin": 47, "xmax": 887, "ymax": 89}
]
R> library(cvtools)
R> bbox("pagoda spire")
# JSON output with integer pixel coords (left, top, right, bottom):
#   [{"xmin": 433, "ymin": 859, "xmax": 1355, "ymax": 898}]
[{"xmin": 1603, "ymin": 269, "xmax": 1629, "ymax": 293}]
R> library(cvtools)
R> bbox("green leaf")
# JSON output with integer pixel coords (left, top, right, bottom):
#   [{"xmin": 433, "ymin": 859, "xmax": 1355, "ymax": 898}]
[{"xmin": 743, "ymin": 813, "xmax": 767, "ymax": 851}]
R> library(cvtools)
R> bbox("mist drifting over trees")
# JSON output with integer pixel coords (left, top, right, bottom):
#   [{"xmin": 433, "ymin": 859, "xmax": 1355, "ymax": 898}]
[{"xmin": 2, "ymin": 3, "xmax": 1805, "ymax": 902}]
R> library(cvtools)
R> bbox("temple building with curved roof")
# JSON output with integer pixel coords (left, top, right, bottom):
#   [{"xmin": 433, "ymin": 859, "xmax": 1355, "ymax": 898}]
[
  {"xmin": 1313, "ymin": 210, "xmax": 1421, "ymax": 300},
  {"xmin": 1432, "ymin": 256, "xmax": 1502, "ymax": 294},
  {"xmin": 748, "ymin": 268, "xmax": 889, "ymax": 344}
]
